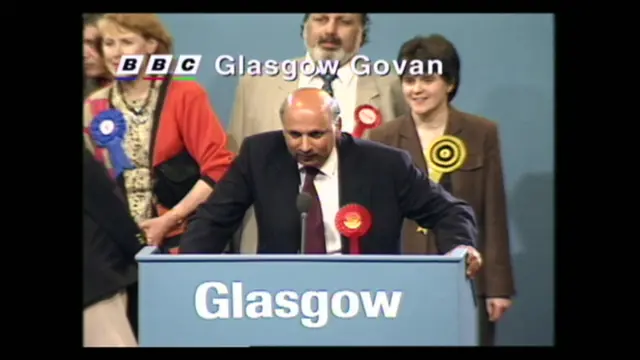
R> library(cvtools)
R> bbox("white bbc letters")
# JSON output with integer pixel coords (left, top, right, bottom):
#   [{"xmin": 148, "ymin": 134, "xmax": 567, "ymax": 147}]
[
  {"xmin": 115, "ymin": 55, "xmax": 144, "ymax": 76},
  {"xmin": 174, "ymin": 55, "xmax": 202, "ymax": 76},
  {"xmin": 145, "ymin": 54, "xmax": 173, "ymax": 75},
  {"xmin": 115, "ymin": 54, "xmax": 203, "ymax": 77}
]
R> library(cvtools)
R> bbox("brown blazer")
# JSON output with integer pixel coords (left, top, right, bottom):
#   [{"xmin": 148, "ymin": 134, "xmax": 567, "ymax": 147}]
[{"xmin": 368, "ymin": 108, "xmax": 515, "ymax": 298}]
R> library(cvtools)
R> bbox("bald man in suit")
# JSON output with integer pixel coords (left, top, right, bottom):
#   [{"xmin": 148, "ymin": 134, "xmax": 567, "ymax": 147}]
[{"xmin": 228, "ymin": 13, "xmax": 406, "ymax": 253}]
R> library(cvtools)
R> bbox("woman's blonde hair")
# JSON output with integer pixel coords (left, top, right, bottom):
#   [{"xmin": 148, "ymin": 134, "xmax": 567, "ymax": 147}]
[{"xmin": 97, "ymin": 13, "xmax": 173, "ymax": 54}]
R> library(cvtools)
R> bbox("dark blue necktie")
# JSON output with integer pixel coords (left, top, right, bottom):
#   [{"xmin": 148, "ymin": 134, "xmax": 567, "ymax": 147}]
[{"xmin": 320, "ymin": 74, "xmax": 338, "ymax": 97}]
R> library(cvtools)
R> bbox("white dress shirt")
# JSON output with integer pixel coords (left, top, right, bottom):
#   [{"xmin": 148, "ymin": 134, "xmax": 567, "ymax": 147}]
[
  {"xmin": 297, "ymin": 54, "xmax": 359, "ymax": 133},
  {"xmin": 298, "ymin": 147, "xmax": 342, "ymax": 254}
]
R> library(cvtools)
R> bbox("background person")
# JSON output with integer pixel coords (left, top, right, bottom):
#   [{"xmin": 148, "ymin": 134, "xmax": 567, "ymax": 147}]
[
  {"xmin": 227, "ymin": 13, "xmax": 407, "ymax": 254},
  {"xmin": 83, "ymin": 13, "xmax": 234, "ymax": 254},
  {"xmin": 83, "ymin": 146, "xmax": 143, "ymax": 347},
  {"xmin": 83, "ymin": 13, "xmax": 112, "ymax": 98},
  {"xmin": 368, "ymin": 34, "xmax": 516, "ymax": 346}
]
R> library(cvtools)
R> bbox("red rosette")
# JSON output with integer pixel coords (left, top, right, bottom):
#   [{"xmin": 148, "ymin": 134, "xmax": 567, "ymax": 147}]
[
  {"xmin": 335, "ymin": 204, "xmax": 372, "ymax": 254},
  {"xmin": 352, "ymin": 105, "xmax": 382, "ymax": 138}
]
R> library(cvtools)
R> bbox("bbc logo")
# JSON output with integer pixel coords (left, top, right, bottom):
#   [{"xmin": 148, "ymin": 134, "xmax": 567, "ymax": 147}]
[{"xmin": 115, "ymin": 55, "xmax": 202, "ymax": 77}]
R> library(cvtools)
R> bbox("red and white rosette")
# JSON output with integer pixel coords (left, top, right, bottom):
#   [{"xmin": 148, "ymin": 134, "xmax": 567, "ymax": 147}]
[
  {"xmin": 352, "ymin": 105, "xmax": 382, "ymax": 138},
  {"xmin": 335, "ymin": 204, "xmax": 372, "ymax": 254}
]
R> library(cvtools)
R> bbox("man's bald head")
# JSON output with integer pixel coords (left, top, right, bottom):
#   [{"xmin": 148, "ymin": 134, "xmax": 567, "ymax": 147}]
[
  {"xmin": 280, "ymin": 88, "xmax": 342, "ymax": 168},
  {"xmin": 279, "ymin": 88, "xmax": 341, "ymax": 126}
]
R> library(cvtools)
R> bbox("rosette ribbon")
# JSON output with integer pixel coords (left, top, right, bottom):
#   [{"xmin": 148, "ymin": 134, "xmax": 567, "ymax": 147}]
[
  {"xmin": 89, "ymin": 109, "xmax": 135, "ymax": 178},
  {"xmin": 335, "ymin": 204, "xmax": 373, "ymax": 254}
]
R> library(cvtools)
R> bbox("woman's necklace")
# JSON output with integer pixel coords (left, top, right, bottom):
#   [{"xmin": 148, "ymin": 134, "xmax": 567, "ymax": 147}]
[{"xmin": 117, "ymin": 80, "xmax": 156, "ymax": 124}]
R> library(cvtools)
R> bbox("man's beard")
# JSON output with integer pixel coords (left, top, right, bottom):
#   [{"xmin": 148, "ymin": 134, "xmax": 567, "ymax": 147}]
[
  {"xmin": 307, "ymin": 44, "xmax": 352, "ymax": 64},
  {"xmin": 303, "ymin": 27, "xmax": 358, "ymax": 66}
]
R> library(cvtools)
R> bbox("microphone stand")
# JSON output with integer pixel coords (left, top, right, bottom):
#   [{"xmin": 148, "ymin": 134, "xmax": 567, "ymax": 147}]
[{"xmin": 300, "ymin": 212, "xmax": 308, "ymax": 254}]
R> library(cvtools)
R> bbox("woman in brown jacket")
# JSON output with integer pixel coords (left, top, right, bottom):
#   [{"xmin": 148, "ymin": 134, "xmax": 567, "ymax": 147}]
[{"xmin": 368, "ymin": 34, "xmax": 515, "ymax": 346}]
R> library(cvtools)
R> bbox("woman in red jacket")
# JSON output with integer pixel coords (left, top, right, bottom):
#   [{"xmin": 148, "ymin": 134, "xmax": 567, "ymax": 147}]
[{"xmin": 83, "ymin": 13, "xmax": 235, "ymax": 253}]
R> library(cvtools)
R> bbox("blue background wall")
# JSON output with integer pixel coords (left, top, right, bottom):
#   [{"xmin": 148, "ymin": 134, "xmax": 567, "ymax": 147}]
[{"xmin": 159, "ymin": 13, "xmax": 555, "ymax": 346}]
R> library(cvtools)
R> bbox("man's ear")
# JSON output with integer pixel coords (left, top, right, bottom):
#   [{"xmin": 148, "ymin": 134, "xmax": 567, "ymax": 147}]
[{"xmin": 334, "ymin": 116, "xmax": 342, "ymax": 132}]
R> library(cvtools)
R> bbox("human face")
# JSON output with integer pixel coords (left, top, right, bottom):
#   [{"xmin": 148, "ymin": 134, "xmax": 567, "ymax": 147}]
[
  {"xmin": 83, "ymin": 25, "xmax": 106, "ymax": 78},
  {"xmin": 304, "ymin": 13, "xmax": 363, "ymax": 63},
  {"xmin": 283, "ymin": 106, "xmax": 339, "ymax": 168},
  {"xmin": 402, "ymin": 75, "xmax": 454, "ymax": 116},
  {"xmin": 100, "ymin": 21, "xmax": 158, "ymax": 77}
]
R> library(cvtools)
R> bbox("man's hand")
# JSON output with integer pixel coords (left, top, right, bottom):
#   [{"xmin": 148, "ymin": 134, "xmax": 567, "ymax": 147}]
[
  {"xmin": 446, "ymin": 245, "xmax": 483, "ymax": 278},
  {"xmin": 486, "ymin": 298, "xmax": 512, "ymax": 322}
]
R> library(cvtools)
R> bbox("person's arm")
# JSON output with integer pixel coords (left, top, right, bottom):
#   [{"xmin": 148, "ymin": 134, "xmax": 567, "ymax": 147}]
[
  {"xmin": 394, "ymin": 150, "xmax": 478, "ymax": 254},
  {"xmin": 180, "ymin": 139, "xmax": 254, "ymax": 254},
  {"xmin": 482, "ymin": 124, "xmax": 516, "ymax": 297},
  {"xmin": 83, "ymin": 147, "xmax": 145, "ymax": 259},
  {"xmin": 165, "ymin": 85, "xmax": 236, "ymax": 224}
]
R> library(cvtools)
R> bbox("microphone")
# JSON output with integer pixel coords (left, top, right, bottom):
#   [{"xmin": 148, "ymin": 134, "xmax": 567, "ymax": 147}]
[{"xmin": 296, "ymin": 192, "xmax": 313, "ymax": 254}]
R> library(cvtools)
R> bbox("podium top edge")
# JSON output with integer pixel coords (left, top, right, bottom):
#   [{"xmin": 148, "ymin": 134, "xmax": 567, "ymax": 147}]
[{"xmin": 135, "ymin": 246, "xmax": 466, "ymax": 263}]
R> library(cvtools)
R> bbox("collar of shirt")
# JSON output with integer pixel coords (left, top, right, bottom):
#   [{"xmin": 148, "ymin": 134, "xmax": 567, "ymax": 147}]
[
  {"xmin": 304, "ymin": 53, "xmax": 356, "ymax": 87},
  {"xmin": 298, "ymin": 145, "xmax": 339, "ymax": 178}
]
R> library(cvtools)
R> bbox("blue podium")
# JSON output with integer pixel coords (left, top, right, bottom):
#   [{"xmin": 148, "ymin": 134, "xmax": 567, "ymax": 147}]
[{"xmin": 135, "ymin": 247, "xmax": 478, "ymax": 347}]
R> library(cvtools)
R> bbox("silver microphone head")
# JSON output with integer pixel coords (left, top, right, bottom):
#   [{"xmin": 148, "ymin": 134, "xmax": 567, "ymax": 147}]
[{"xmin": 296, "ymin": 192, "xmax": 313, "ymax": 214}]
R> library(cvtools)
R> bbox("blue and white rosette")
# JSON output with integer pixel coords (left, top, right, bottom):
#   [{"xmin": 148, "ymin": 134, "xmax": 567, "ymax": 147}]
[{"xmin": 89, "ymin": 109, "xmax": 135, "ymax": 177}]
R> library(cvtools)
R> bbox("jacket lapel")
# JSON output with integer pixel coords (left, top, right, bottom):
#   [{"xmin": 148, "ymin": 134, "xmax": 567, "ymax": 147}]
[
  {"xmin": 398, "ymin": 115, "xmax": 428, "ymax": 173},
  {"xmin": 444, "ymin": 107, "xmax": 465, "ymax": 197},
  {"xmin": 270, "ymin": 140, "xmax": 302, "ymax": 248},
  {"xmin": 355, "ymin": 75, "xmax": 380, "ymax": 106},
  {"xmin": 148, "ymin": 78, "xmax": 172, "ymax": 168}
]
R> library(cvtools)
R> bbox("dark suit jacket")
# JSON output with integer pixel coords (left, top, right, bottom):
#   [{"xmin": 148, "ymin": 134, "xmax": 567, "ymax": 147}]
[
  {"xmin": 368, "ymin": 109, "xmax": 515, "ymax": 298},
  {"xmin": 83, "ymin": 147, "xmax": 144, "ymax": 308},
  {"xmin": 180, "ymin": 131, "xmax": 477, "ymax": 254}
]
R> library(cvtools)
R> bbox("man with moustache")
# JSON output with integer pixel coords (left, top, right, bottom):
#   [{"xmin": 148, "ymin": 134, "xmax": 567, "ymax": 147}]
[
  {"xmin": 182, "ymin": 88, "xmax": 481, "ymax": 282},
  {"xmin": 228, "ymin": 13, "xmax": 406, "ymax": 254}
]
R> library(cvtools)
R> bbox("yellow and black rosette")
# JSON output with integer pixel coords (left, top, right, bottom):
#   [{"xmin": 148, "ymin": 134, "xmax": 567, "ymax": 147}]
[
  {"xmin": 426, "ymin": 135, "xmax": 467, "ymax": 177},
  {"xmin": 417, "ymin": 135, "xmax": 467, "ymax": 235}
]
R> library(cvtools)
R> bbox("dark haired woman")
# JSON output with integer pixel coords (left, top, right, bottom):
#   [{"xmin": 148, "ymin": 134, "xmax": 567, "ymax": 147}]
[{"xmin": 369, "ymin": 34, "xmax": 515, "ymax": 346}]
